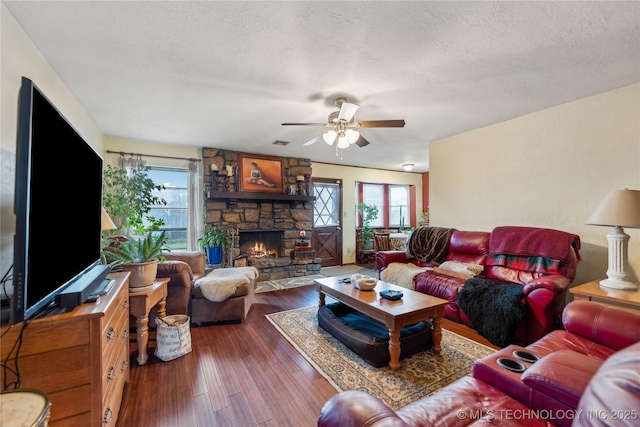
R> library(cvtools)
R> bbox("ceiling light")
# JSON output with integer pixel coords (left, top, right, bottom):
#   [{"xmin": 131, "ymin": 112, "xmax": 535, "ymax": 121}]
[
  {"xmin": 336, "ymin": 134, "xmax": 350, "ymax": 149},
  {"xmin": 323, "ymin": 130, "xmax": 337, "ymax": 145},
  {"xmin": 402, "ymin": 164, "xmax": 414, "ymax": 171},
  {"xmin": 345, "ymin": 129, "xmax": 360, "ymax": 144}
]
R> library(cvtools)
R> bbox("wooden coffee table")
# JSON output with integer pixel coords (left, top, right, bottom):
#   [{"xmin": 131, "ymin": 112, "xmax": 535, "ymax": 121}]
[{"xmin": 315, "ymin": 276, "xmax": 448, "ymax": 371}]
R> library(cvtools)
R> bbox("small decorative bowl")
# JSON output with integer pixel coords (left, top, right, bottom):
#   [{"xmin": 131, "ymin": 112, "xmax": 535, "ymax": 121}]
[
  {"xmin": 351, "ymin": 274, "xmax": 377, "ymax": 291},
  {"xmin": 380, "ymin": 290, "xmax": 404, "ymax": 301}
]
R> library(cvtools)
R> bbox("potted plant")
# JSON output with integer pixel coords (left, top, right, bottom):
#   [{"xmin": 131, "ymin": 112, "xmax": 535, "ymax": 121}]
[
  {"xmin": 199, "ymin": 226, "xmax": 232, "ymax": 265},
  {"xmin": 103, "ymin": 231, "xmax": 168, "ymax": 289},
  {"xmin": 357, "ymin": 202, "xmax": 379, "ymax": 251},
  {"xmin": 102, "ymin": 163, "xmax": 167, "ymax": 236}
]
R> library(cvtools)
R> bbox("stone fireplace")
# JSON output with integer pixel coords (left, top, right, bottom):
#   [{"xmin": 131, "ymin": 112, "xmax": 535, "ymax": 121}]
[{"xmin": 202, "ymin": 148, "xmax": 321, "ymax": 281}]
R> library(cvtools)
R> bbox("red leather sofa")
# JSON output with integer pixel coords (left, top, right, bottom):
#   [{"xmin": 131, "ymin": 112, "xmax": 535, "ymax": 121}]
[
  {"xmin": 376, "ymin": 226, "xmax": 580, "ymax": 344},
  {"xmin": 317, "ymin": 301, "xmax": 640, "ymax": 427}
]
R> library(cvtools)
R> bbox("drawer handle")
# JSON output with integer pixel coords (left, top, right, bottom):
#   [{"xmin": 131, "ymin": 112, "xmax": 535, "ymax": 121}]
[
  {"xmin": 122, "ymin": 300, "xmax": 129, "ymax": 310},
  {"xmin": 106, "ymin": 327, "xmax": 116, "ymax": 340},
  {"xmin": 120, "ymin": 360, "xmax": 128, "ymax": 373},
  {"xmin": 107, "ymin": 366, "xmax": 116, "ymax": 380},
  {"xmin": 103, "ymin": 406, "xmax": 113, "ymax": 424},
  {"xmin": 122, "ymin": 329, "xmax": 129, "ymax": 340}
]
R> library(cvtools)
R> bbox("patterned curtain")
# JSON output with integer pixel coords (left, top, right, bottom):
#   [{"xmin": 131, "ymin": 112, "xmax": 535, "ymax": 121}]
[
  {"xmin": 117, "ymin": 153, "xmax": 145, "ymax": 175},
  {"xmin": 187, "ymin": 160, "xmax": 203, "ymax": 251}
]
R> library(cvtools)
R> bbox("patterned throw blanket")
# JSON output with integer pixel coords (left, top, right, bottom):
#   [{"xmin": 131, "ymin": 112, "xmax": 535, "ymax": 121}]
[{"xmin": 406, "ymin": 227, "xmax": 456, "ymax": 265}]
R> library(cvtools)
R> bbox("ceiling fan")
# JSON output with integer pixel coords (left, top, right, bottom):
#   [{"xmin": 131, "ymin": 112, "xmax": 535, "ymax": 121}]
[{"xmin": 282, "ymin": 98, "xmax": 405, "ymax": 157}]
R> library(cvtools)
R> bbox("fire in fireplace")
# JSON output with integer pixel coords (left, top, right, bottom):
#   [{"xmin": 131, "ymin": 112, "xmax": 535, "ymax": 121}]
[
  {"xmin": 239, "ymin": 230, "xmax": 282, "ymax": 259},
  {"xmin": 249, "ymin": 241, "xmax": 278, "ymax": 258}
]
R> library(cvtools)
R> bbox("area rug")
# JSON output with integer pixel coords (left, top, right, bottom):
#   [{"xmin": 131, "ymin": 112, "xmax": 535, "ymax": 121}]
[
  {"xmin": 255, "ymin": 274, "xmax": 325, "ymax": 293},
  {"xmin": 265, "ymin": 305, "xmax": 495, "ymax": 410}
]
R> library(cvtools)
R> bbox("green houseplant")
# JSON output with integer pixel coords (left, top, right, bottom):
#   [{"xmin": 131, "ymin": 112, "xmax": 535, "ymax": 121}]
[
  {"xmin": 102, "ymin": 163, "xmax": 167, "ymax": 236},
  {"xmin": 357, "ymin": 202, "xmax": 379, "ymax": 251},
  {"xmin": 198, "ymin": 226, "xmax": 232, "ymax": 265},
  {"xmin": 104, "ymin": 231, "xmax": 168, "ymax": 289}
]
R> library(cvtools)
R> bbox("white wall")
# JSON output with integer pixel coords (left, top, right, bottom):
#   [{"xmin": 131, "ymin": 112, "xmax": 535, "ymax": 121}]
[
  {"xmin": 430, "ymin": 83, "xmax": 640, "ymax": 291},
  {"xmin": 0, "ymin": 5, "xmax": 104, "ymax": 284},
  {"xmin": 311, "ymin": 163, "xmax": 423, "ymax": 264}
]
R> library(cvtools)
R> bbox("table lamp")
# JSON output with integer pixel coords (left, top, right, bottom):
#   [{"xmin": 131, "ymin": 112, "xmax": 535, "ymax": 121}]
[
  {"xmin": 101, "ymin": 207, "xmax": 116, "ymax": 231},
  {"xmin": 586, "ymin": 189, "xmax": 640, "ymax": 290}
]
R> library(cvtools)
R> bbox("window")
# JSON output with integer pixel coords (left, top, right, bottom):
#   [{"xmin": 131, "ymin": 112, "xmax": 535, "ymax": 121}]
[
  {"xmin": 362, "ymin": 184, "xmax": 384, "ymax": 228},
  {"xmin": 389, "ymin": 185, "xmax": 409, "ymax": 227},
  {"xmin": 146, "ymin": 167, "xmax": 189, "ymax": 249},
  {"xmin": 357, "ymin": 182, "xmax": 414, "ymax": 229}
]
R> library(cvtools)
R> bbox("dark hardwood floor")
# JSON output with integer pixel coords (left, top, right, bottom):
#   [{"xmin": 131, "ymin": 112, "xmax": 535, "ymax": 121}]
[{"xmin": 117, "ymin": 282, "xmax": 499, "ymax": 427}]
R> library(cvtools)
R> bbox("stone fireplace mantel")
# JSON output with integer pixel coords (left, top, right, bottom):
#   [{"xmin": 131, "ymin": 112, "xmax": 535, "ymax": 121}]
[{"xmin": 207, "ymin": 190, "xmax": 315, "ymax": 208}]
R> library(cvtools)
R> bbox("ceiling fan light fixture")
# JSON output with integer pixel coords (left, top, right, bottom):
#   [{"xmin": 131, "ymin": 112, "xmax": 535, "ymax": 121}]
[
  {"xmin": 323, "ymin": 130, "xmax": 337, "ymax": 145},
  {"xmin": 345, "ymin": 129, "xmax": 360, "ymax": 144},
  {"xmin": 402, "ymin": 163, "xmax": 414, "ymax": 171},
  {"xmin": 337, "ymin": 135, "xmax": 350, "ymax": 149}
]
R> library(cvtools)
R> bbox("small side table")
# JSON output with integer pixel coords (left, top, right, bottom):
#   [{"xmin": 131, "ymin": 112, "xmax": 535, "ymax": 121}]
[
  {"xmin": 570, "ymin": 279, "xmax": 640, "ymax": 315},
  {"xmin": 129, "ymin": 278, "xmax": 169, "ymax": 365}
]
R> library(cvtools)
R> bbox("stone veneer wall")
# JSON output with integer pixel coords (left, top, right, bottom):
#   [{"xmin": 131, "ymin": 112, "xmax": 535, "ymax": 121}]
[{"xmin": 202, "ymin": 148, "xmax": 321, "ymax": 281}]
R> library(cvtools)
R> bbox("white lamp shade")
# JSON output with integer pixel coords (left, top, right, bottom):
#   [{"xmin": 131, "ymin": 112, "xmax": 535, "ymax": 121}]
[
  {"xmin": 345, "ymin": 129, "xmax": 359, "ymax": 144},
  {"xmin": 587, "ymin": 189, "xmax": 640, "ymax": 228},
  {"xmin": 336, "ymin": 135, "xmax": 350, "ymax": 149},
  {"xmin": 101, "ymin": 207, "xmax": 116, "ymax": 231},
  {"xmin": 323, "ymin": 131, "xmax": 337, "ymax": 145},
  {"xmin": 402, "ymin": 163, "xmax": 414, "ymax": 171}
]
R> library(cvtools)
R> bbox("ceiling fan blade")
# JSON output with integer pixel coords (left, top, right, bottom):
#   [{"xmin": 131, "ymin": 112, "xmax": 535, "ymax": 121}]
[
  {"xmin": 355, "ymin": 135, "xmax": 370, "ymax": 148},
  {"xmin": 356, "ymin": 120, "xmax": 405, "ymax": 128},
  {"xmin": 302, "ymin": 135, "xmax": 323, "ymax": 146},
  {"xmin": 282, "ymin": 122, "xmax": 328, "ymax": 126},
  {"xmin": 338, "ymin": 102, "xmax": 359, "ymax": 122}
]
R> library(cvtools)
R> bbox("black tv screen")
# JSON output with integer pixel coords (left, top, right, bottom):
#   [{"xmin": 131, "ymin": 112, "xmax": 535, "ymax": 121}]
[{"xmin": 12, "ymin": 77, "xmax": 106, "ymax": 324}]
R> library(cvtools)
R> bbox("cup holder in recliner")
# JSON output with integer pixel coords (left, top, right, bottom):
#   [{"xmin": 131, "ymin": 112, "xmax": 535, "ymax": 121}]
[
  {"xmin": 512, "ymin": 350, "xmax": 540, "ymax": 364},
  {"xmin": 496, "ymin": 357, "xmax": 527, "ymax": 373}
]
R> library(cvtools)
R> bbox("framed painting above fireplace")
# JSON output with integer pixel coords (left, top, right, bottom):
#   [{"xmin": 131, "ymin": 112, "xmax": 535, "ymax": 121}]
[{"xmin": 238, "ymin": 154, "xmax": 285, "ymax": 194}]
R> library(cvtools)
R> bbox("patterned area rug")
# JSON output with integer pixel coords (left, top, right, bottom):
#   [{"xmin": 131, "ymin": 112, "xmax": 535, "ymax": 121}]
[
  {"xmin": 255, "ymin": 274, "xmax": 325, "ymax": 293},
  {"xmin": 266, "ymin": 305, "xmax": 495, "ymax": 410}
]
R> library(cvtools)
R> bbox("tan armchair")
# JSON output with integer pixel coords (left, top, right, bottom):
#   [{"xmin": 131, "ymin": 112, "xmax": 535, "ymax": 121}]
[
  {"xmin": 156, "ymin": 250, "xmax": 207, "ymax": 315},
  {"xmin": 157, "ymin": 250, "xmax": 255, "ymax": 324}
]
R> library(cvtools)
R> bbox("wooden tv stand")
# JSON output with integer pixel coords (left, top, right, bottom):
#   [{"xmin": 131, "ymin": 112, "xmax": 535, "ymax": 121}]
[{"xmin": 0, "ymin": 272, "xmax": 130, "ymax": 427}]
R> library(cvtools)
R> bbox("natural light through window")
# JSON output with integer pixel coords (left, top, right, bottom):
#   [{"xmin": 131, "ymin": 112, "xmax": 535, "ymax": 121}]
[{"xmin": 146, "ymin": 167, "xmax": 189, "ymax": 249}]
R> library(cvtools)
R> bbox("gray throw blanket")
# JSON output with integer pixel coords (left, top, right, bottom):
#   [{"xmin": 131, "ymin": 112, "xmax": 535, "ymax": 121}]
[{"xmin": 406, "ymin": 227, "xmax": 456, "ymax": 265}]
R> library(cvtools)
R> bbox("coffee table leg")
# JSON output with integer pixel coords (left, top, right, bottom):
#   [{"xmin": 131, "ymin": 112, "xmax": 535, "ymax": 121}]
[
  {"xmin": 136, "ymin": 314, "xmax": 149, "ymax": 365},
  {"xmin": 388, "ymin": 328, "xmax": 401, "ymax": 371},
  {"xmin": 318, "ymin": 291, "xmax": 326, "ymax": 308},
  {"xmin": 433, "ymin": 315, "xmax": 443, "ymax": 355}
]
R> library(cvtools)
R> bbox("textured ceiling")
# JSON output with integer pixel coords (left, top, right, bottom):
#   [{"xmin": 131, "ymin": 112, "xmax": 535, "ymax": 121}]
[{"xmin": 4, "ymin": 1, "xmax": 639, "ymax": 172}]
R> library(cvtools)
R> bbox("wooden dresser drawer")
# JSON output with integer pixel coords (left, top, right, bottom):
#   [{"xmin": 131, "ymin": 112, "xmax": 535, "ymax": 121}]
[
  {"xmin": 101, "ymin": 295, "xmax": 130, "ymax": 358},
  {"xmin": 102, "ymin": 313, "xmax": 129, "ymax": 398},
  {"xmin": 102, "ymin": 345, "xmax": 129, "ymax": 427}
]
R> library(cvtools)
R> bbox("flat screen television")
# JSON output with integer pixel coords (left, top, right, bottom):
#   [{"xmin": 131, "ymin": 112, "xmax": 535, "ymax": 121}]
[{"xmin": 11, "ymin": 77, "xmax": 108, "ymax": 324}]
